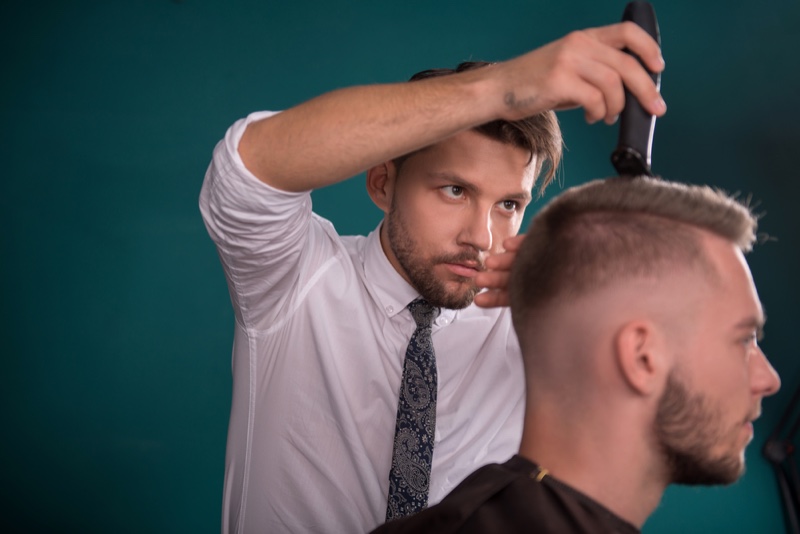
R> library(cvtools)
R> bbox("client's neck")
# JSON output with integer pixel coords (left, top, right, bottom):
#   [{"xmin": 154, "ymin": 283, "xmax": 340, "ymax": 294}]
[{"xmin": 519, "ymin": 396, "xmax": 666, "ymax": 529}]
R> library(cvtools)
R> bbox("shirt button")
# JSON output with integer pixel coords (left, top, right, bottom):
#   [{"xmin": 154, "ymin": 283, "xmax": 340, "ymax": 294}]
[{"xmin": 386, "ymin": 305, "xmax": 394, "ymax": 314}]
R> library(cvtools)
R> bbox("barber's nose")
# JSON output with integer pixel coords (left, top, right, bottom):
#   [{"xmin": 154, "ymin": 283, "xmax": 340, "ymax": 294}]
[
  {"xmin": 752, "ymin": 347, "xmax": 781, "ymax": 398},
  {"xmin": 459, "ymin": 207, "xmax": 493, "ymax": 251}
]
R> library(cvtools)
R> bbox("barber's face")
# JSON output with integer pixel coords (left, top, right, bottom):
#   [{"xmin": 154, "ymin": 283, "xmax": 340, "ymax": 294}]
[
  {"xmin": 384, "ymin": 130, "xmax": 535, "ymax": 309},
  {"xmin": 655, "ymin": 237, "xmax": 780, "ymax": 485}
]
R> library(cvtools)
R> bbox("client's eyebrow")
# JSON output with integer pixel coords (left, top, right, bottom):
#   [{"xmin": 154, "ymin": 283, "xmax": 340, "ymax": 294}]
[{"xmin": 734, "ymin": 313, "xmax": 766, "ymax": 340}]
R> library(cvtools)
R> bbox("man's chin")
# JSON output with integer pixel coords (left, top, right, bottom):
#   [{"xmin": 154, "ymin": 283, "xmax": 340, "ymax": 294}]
[
  {"xmin": 667, "ymin": 451, "xmax": 744, "ymax": 486},
  {"xmin": 425, "ymin": 280, "xmax": 479, "ymax": 310}
]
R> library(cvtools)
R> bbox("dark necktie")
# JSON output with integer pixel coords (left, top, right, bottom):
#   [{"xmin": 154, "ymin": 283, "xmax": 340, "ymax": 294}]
[{"xmin": 385, "ymin": 298, "xmax": 441, "ymax": 522}]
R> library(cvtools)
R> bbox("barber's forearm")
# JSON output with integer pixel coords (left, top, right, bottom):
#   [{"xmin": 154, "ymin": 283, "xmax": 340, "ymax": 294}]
[
  {"xmin": 238, "ymin": 70, "xmax": 501, "ymax": 192},
  {"xmin": 238, "ymin": 21, "xmax": 666, "ymax": 193}
]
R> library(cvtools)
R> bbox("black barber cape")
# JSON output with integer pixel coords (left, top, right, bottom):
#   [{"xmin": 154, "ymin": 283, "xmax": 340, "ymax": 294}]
[{"xmin": 371, "ymin": 455, "xmax": 640, "ymax": 534}]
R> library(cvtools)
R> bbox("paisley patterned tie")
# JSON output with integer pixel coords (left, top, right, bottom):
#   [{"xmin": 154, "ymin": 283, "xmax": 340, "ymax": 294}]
[{"xmin": 385, "ymin": 298, "xmax": 441, "ymax": 522}]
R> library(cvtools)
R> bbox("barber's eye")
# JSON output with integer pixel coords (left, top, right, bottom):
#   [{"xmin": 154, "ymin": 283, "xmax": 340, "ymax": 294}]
[
  {"xmin": 442, "ymin": 186, "xmax": 464, "ymax": 198},
  {"xmin": 502, "ymin": 200, "xmax": 519, "ymax": 211}
]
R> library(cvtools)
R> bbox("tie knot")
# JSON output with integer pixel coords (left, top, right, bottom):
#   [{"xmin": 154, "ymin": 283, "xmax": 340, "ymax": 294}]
[{"xmin": 408, "ymin": 298, "xmax": 440, "ymax": 328}]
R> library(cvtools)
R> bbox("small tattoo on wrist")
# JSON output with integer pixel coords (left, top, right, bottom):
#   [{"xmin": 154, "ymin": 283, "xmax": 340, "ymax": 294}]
[{"xmin": 504, "ymin": 92, "xmax": 537, "ymax": 110}]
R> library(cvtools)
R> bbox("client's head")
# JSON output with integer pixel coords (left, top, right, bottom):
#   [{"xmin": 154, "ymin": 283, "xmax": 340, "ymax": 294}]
[{"xmin": 510, "ymin": 176, "xmax": 781, "ymax": 486}]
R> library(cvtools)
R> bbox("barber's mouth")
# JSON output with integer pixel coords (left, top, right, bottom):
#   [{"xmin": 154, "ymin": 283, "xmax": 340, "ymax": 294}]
[{"xmin": 445, "ymin": 263, "xmax": 482, "ymax": 278}]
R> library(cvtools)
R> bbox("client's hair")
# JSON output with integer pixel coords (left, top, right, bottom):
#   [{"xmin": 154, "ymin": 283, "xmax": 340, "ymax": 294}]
[{"xmin": 510, "ymin": 176, "xmax": 758, "ymax": 329}]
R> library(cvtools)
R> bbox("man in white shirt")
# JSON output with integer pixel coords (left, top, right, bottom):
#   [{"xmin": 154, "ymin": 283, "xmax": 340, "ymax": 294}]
[{"xmin": 200, "ymin": 23, "xmax": 666, "ymax": 534}]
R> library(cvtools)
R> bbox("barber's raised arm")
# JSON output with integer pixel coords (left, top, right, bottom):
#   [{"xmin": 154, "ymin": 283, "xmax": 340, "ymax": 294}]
[{"xmin": 240, "ymin": 22, "xmax": 665, "ymax": 192}]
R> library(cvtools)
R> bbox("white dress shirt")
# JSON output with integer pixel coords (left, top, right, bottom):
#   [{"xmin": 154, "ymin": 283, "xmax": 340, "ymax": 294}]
[{"xmin": 199, "ymin": 111, "xmax": 525, "ymax": 534}]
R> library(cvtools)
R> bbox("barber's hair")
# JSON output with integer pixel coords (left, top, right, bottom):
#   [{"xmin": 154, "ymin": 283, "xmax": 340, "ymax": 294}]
[
  {"xmin": 394, "ymin": 61, "xmax": 563, "ymax": 193},
  {"xmin": 510, "ymin": 176, "xmax": 759, "ymax": 329}
]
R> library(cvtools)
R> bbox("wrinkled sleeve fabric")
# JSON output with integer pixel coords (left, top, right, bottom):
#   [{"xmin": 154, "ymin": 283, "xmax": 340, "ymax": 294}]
[{"xmin": 199, "ymin": 110, "xmax": 340, "ymax": 332}]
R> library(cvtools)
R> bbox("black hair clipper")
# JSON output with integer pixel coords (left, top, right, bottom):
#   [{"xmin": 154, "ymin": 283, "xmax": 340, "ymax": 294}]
[{"xmin": 610, "ymin": 1, "xmax": 661, "ymax": 177}]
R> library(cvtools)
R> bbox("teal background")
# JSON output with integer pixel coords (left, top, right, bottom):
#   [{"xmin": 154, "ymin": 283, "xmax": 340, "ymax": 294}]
[{"xmin": 2, "ymin": 0, "xmax": 798, "ymax": 532}]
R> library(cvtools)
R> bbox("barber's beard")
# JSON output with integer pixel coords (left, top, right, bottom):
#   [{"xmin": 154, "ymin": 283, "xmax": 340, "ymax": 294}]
[
  {"xmin": 386, "ymin": 204, "xmax": 480, "ymax": 310},
  {"xmin": 655, "ymin": 371, "xmax": 744, "ymax": 486}
]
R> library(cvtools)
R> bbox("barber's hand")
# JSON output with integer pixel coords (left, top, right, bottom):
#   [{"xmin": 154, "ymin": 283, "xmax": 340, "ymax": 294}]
[
  {"xmin": 494, "ymin": 22, "xmax": 665, "ymax": 125},
  {"xmin": 474, "ymin": 234, "xmax": 526, "ymax": 308}
]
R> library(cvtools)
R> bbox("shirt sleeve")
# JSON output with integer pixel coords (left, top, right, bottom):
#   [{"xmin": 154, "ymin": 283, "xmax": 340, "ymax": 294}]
[{"xmin": 199, "ymin": 111, "xmax": 341, "ymax": 331}]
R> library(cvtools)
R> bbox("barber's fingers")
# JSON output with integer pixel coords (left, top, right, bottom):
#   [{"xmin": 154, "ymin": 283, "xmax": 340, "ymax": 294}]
[
  {"xmin": 501, "ymin": 233, "xmax": 526, "ymax": 252},
  {"xmin": 585, "ymin": 22, "xmax": 665, "ymax": 75},
  {"xmin": 573, "ymin": 62, "xmax": 625, "ymax": 125},
  {"xmin": 582, "ymin": 22, "xmax": 666, "ymax": 119},
  {"xmin": 500, "ymin": 22, "xmax": 665, "ymax": 122},
  {"xmin": 474, "ymin": 288, "xmax": 509, "ymax": 309},
  {"xmin": 475, "ymin": 249, "xmax": 517, "ymax": 289},
  {"xmin": 481, "ymin": 249, "xmax": 515, "ymax": 276},
  {"xmin": 479, "ymin": 234, "xmax": 524, "ymax": 276},
  {"xmin": 558, "ymin": 30, "xmax": 664, "ymax": 122},
  {"xmin": 475, "ymin": 269, "xmax": 510, "ymax": 290},
  {"xmin": 474, "ymin": 265, "xmax": 510, "ymax": 308},
  {"xmin": 474, "ymin": 234, "xmax": 525, "ymax": 308}
]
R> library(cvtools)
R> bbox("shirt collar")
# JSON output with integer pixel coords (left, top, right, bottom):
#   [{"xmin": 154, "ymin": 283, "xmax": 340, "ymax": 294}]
[{"xmin": 363, "ymin": 222, "xmax": 456, "ymax": 325}]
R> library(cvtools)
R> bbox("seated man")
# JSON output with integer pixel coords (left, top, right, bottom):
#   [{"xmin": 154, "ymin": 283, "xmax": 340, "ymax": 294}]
[{"xmin": 371, "ymin": 175, "xmax": 781, "ymax": 533}]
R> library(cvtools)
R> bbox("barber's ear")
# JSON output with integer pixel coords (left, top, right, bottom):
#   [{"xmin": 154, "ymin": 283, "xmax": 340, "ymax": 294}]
[
  {"xmin": 614, "ymin": 320, "xmax": 663, "ymax": 396},
  {"xmin": 366, "ymin": 161, "xmax": 397, "ymax": 213}
]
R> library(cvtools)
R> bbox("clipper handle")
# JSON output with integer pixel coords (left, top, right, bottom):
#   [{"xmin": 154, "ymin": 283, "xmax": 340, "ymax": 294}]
[{"xmin": 611, "ymin": 1, "xmax": 661, "ymax": 177}]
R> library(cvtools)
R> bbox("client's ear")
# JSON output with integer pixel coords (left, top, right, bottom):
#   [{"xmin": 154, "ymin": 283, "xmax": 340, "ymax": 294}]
[
  {"xmin": 366, "ymin": 161, "xmax": 397, "ymax": 213},
  {"xmin": 614, "ymin": 320, "xmax": 664, "ymax": 396}
]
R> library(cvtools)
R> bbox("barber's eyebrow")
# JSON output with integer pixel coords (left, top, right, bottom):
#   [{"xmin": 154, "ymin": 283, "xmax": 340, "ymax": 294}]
[
  {"xmin": 429, "ymin": 172, "xmax": 532, "ymax": 203},
  {"xmin": 504, "ymin": 191, "xmax": 534, "ymax": 202}
]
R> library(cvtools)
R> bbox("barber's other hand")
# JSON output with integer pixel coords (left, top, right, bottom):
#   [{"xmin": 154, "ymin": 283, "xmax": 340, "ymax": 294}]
[
  {"xmin": 493, "ymin": 22, "xmax": 665, "ymax": 125},
  {"xmin": 474, "ymin": 234, "xmax": 526, "ymax": 308}
]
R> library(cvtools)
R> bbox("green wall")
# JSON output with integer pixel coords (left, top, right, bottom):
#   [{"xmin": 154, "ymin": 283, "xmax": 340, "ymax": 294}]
[{"xmin": 2, "ymin": 1, "xmax": 798, "ymax": 532}]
